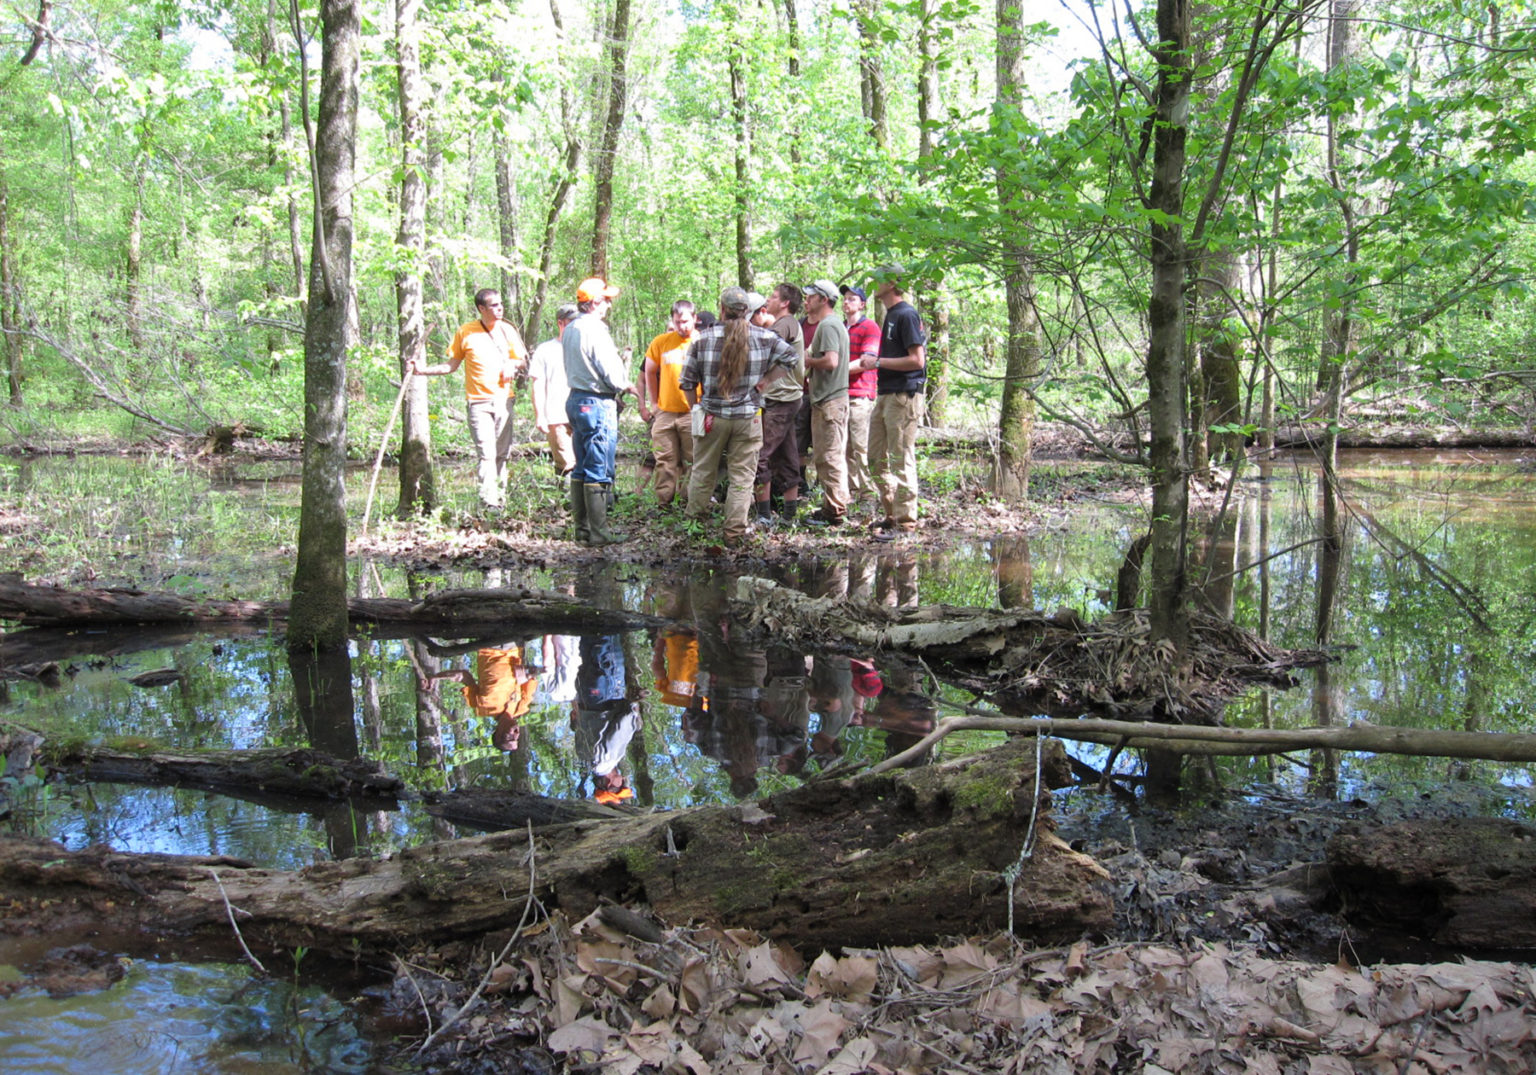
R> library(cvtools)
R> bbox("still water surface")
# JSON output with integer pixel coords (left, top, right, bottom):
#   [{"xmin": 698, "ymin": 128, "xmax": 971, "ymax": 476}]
[{"xmin": 1, "ymin": 448, "xmax": 1533, "ymax": 1070}]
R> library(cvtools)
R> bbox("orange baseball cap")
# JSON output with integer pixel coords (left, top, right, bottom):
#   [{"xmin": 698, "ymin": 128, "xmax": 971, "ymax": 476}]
[{"xmin": 576, "ymin": 277, "xmax": 621, "ymax": 302}]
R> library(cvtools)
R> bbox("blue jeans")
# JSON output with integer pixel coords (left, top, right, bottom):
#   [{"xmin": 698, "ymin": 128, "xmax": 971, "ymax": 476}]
[{"xmin": 566, "ymin": 391, "xmax": 618, "ymax": 485}]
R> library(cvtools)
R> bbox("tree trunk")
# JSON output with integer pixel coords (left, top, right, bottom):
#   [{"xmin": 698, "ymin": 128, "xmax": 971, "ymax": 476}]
[
  {"xmin": 0, "ymin": 150, "xmax": 21, "ymax": 406},
  {"xmin": 590, "ymin": 0, "xmax": 629, "ymax": 279},
  {"xmin": 917, "ymin": 0, "xmax": 939, "ymax": 159},
  {"xmin": 855, "ymin": 0, "xmax": 888, "ymax": 149},
  {"xmin": 289, "ymin": 0, "xmax": 360, "ymax": 652},
  {"xmin": 494, "ymin": 86, "xmax": 521, "ymax": 323},
  {"xmin": 1197, "ymin": 247, "xmax": 1245, "ymax": 464},
  {"xmin": 0, "ymin": 737, "xmax": 1111, "ymax": 959},
  {"xmin": 525, "ymin": 0, "xmax": 579, "ymax": 341},
  {"xmin": 1144, "ymin": 0, "xmax": 1192, "ymax": 653},
  {"xmin": 730, "ymin": 33, "xmax": 753, "ymax": 287},
  {"xmin": 394, "ymin": 0, "xmax": 435, "ymax": 515},
  {"xmin": 126, "ymin": 158, "xmax": 146, "ymax": 352},
  {"xmin": 781, "ymin": 0, "xmax": 801, "ymax": 167},
  {"xmin": 922, "ymin": 282, "xmax": 950, "ymax": 423},
  {"xmin": 1319, "ymin": 0, "xmax": 1360, "ymax": 475},
  {"xmin": 991, "ymin": 0, "xmax": 1039, "ymax": 502}
]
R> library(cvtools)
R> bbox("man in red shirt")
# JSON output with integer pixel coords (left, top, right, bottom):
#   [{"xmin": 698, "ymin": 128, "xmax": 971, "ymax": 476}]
[{"xmin": 841, "ymin": 285, "xmax": 880, "ymax": 506}]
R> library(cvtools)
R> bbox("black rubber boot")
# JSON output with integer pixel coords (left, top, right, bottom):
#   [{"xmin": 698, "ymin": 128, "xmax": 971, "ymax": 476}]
[
  {"xmin": 570, "ymin": 479, "xmax": 589, "ymax": 543},
  {"xmin": 584, "ymin": 483, "xmax": 625, "ymax": 545}
]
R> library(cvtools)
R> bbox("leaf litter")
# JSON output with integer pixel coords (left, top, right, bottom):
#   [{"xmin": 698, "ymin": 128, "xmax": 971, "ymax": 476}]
[{"xmin": 396, "ymin": 905, "xmax": 1536, "ymax": 1074}]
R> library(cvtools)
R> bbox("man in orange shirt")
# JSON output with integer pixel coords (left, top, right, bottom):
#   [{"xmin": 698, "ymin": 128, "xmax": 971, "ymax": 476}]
[
  {"xmin": 421, "ymin": 644, "xmax": 536, "ymax": 752},
  {"xmin": 408, "ymin": 288, "xmax": 529, "ymax": 508},
  {"xmin": 640, "ymin": 300, "xmax": 699, "ymax": 508}
]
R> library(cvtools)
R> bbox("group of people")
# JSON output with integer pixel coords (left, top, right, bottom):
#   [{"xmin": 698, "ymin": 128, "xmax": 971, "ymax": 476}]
[{"xmin": 410, "ymin": 266, "xmax": 929, "ymax": 546}]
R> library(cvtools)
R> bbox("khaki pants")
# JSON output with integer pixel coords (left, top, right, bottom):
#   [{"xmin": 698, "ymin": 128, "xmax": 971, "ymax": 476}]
[
  {"xmin": 467, "ymin": 395, "xmax": 515, "ymax": 506},
  {"xmin": 650, "ymin": 409, "xmax": 695, "ymax": 506},
  {"xmin": 869, "ymin": 392, "xmax": 923, "ymax": 526},
  {"xmin": 847, "ymin": 396, "xmax": 875, "ymax": 500},
  {"xmin": 686, "ymin": 413, "xmax": 762, "ymax": 540},
  {"xmin": 811, "ymin": 396, "xmax": 850, "ymax": 518},
  {"xmin": 544, "ymin": 423, "xmax": 575, "ymax": 474}
]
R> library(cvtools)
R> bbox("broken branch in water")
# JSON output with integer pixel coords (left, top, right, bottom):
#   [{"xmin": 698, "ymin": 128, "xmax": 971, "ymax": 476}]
[{"xmin": 871, "ymin": 712, "xmax": 1536, "ymax": 774}]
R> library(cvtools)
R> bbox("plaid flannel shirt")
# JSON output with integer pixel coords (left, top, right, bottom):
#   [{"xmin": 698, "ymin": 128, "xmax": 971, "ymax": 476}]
[{"xmin": 679, "ymin": 324, "xmax": 799, "ymax": 420}]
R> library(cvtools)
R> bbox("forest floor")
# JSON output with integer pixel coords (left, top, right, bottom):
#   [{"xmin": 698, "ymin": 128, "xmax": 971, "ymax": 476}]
[
  {"xmin": 377, "ymin": 784, "xmax": 1536, "ymax": 1075},
  {"xmin": 351, "ymin": 423, "xmax": 1157, "ymax": 572}
]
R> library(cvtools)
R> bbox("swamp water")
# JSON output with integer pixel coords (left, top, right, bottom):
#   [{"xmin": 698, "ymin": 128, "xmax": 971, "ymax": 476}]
[{"xmin": 1, "ymin": 449, "xmax": 1534, "ymax": 1071}]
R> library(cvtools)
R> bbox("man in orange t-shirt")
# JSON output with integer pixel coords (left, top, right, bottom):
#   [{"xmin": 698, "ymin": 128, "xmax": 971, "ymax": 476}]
[
  {"xmin": 640, "ymin": 300, "xmax": 699, "ymax": 508},
  {"xmin": 409, "ymin": 287, "xmax": 529, "ymax": 508},
  {"xmin": 421, "ymin": 644, "xmax": 536, "ymax": 751}
]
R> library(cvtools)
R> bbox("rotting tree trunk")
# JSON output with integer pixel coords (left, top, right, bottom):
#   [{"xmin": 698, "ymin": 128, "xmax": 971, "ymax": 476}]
[
  {"xmin": 0, "ymin": 737, "xmax": 1110, "ymax": 960},
  {"xmin": 0, "ymin": 579, "xmax": 661, "ymax": 635},
  {"xmin": 394, "ymin": 0, "xmax": 435, "ymax": 516},
  {"xmin": 1328, "ymin": 818, "xmax": 1536, "ymax": 949},
  {"xmin": 289, "ymin": 0, "xmax": 360, "ymax": 651}
]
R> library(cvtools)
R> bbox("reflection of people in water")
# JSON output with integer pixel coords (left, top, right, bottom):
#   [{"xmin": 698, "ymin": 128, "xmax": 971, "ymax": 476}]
[
  {"xmin": 863, "ymin": 660, "xmax": 936, "ymax": 762},
  {"xmin": 536, "ymin": 634, "xmax": 581, "ymax": 706},
  {"xmin": 572, "ymin": 633, "xmax": 639, "ymax": 804},
  {"xmin": 807, "ymin": 654, "xmax": 857, "ymax": 767},
  {"xmin": 421, "ymin": 644, "xmax": 536, "ymax": 751},
  {"xmin": 653, "ymin": 626, "xmax": 701, "ymax": 708}
]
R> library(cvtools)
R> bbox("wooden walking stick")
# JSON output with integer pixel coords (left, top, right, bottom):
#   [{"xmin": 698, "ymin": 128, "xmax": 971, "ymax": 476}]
[
  {"xmin": 360, "ymin": 373, "xmax": 411, "ymax": 538},
  {"xmin": 362, "ymin": 322, "xmax": 436, "ymax": 537}
]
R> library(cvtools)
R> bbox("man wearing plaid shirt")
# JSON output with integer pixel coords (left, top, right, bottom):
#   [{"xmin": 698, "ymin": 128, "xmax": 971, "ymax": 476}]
[{"xmin": 679, "ymin": 287, "xmax": 799, "ymax": 545}]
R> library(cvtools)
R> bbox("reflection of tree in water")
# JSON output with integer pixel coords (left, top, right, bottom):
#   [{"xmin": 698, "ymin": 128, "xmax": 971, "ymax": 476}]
[{"xmin": 286, "ymin": 646, "xmax": 363, "ymax": 859}]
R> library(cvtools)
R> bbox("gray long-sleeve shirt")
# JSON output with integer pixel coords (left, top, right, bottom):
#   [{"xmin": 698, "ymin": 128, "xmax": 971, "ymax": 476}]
[{"xmin": 563, "ymin": 312, "xmax": 632, "ymax": 396}]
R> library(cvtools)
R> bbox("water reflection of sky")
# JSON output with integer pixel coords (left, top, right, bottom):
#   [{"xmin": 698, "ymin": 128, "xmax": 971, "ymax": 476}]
[{"xmin": 4, "ymin": 449, "xmax": 1535, "ymax": 861}]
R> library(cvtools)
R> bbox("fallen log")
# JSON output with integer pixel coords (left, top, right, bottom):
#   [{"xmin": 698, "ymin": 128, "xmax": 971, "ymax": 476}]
[
  {"xmin": 731, "ymin": 576, "xmax": 1327, "ymax": 722},
  {"xmin": 1328, "ymin": 818, "xmax": 1536, "ymax": 949},
  {"xmin": 48, "ymin": 742, "xmax": 407, "ymax": 804},
  {"xmin": 422, "ymin": 788, "xmax": 630, "ymax": 830},
  {"xmin": 0, "ymin": 737, "xmax": 1111, "ymax": 961},
  {"xmin": 1270, "ymin": 425, "xmax": 1536, "ymax": 450},
  {"xmin": 872, "ymin": 715, "xmax": 1536, "ymax": 773},
  {"xmin": 0, "ymin": 577, "xmax": 660, "ymax": 634}
]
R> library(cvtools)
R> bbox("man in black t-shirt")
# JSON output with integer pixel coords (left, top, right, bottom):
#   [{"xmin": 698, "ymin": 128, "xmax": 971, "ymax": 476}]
[{"xmin": 850, "ymin": 265, "xmax": 927, "ymax": 535}]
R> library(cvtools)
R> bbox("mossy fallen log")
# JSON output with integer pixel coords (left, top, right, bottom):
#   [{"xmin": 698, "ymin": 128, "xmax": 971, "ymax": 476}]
[{"xmin": 0, "ymin": 738, "xmax": 1111, "ymax": 961}]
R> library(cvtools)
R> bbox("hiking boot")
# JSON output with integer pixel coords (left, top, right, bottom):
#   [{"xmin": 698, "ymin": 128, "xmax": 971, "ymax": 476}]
[
  {"xmin": 869, "ymin": 517, "xmax": 897, "ymax": 533},
  {"xmin": 570, "ymin": 478, "xmax": 589, "ymax": 543},
  {"xmin": 584, "ymin": 483, "xmax": 625, "ymax": 545},
  {"xmin": 806, "ymin": 506, "xmax": 843, "ymax": 528}
]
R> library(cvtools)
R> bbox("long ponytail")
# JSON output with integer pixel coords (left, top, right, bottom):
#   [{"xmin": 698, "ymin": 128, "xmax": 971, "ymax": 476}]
[{"xmin": 717, "ymin": 315, "xmax": 749, "ymax": 397}]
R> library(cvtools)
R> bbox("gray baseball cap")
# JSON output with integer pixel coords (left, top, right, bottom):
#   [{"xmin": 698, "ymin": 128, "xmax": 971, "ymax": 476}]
[
  {"xmin": 745, "ymin": 291, "xmax": 768, "ymax": 317},
  {"xmin": 804, "ymin": 279, "xmax": 840, "ymax": 302},
  {"xmin": 719, "ymin": 286, "xmax": 749, "ymax": 314}
]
